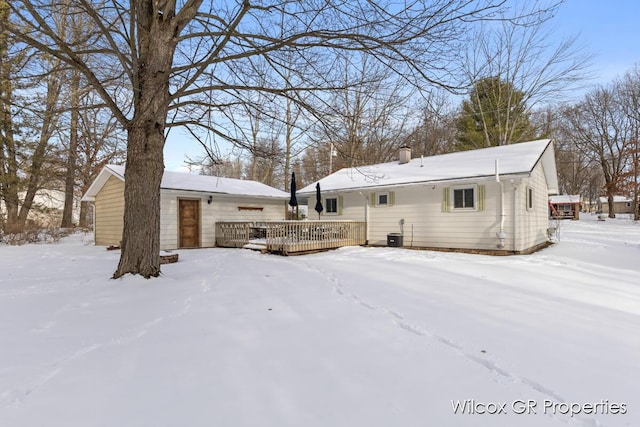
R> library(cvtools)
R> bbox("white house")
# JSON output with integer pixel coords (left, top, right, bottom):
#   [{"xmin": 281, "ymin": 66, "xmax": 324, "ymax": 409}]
[
  {"xmin": 82, "ymin": 165, "xmax": 289, "ymax": 250},
  {"xmin": 298, "ymin": 139, "xmax": 559, "ymax": 254},
  {"xmin": 0, "ymin": 189, "xmax": 81, "ymax": 228}
]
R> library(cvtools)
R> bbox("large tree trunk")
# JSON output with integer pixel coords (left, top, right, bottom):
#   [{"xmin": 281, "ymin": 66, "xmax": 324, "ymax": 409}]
[
  {"xmin": 113, "ymin": 6, "xmax": 177, "ymax": 278},
  {"xmin": 114, "ymin": 122, "xmax": 164, "ymax": 278}
]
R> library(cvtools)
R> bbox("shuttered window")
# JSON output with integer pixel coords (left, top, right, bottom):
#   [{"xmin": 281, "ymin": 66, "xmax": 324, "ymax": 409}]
[
  {"xmin": 371, "ymin": 191, "xmax": 394, "ymax": 207},
  {"xmin": 445, "ymin": 184, "xmax": 484, "ymax": 212}
]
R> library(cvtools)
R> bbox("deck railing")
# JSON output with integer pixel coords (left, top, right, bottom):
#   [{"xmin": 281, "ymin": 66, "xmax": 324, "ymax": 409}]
[{"xmin": 215, "ymin": 220, "xmax": 366, "ymax": 254}]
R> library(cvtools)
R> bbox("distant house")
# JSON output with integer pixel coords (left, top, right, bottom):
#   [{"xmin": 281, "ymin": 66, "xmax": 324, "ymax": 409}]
[
  {"xmin": 82, "ymin": 165, "xmax": 289, "ymax": 250},
  {"xmin": 298, "ymin": 139, "xmax": 558, "ymax": 254},
  {"xmin": 597, "ymin": 196, "xmax": 636, "ymax": 215},
  {"xmin": 549, "ymin": 195, "xmax": 580, "ymax": 220},
  {"xmin": 0, "ymin": 189, "xmax": 80, "ymax": 228}
]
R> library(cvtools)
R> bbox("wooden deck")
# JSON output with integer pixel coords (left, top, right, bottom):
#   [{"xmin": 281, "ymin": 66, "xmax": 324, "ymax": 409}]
[{"xmin": 215, "ymin": 221, "xmax": 366, "ymax": 254}]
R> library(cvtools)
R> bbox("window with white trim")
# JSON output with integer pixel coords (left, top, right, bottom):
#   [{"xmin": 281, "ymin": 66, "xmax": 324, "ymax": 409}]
[
  {"xmin": 526, "ymin": 186, "xmax": 534, "ymax": 211},
  {"xmin": 377, "ymin": 192, "xmax": 389, "ymax": 206},
  {"xmin": 452, "ymin": 186, "xmax": 475, "ymax": 210}
]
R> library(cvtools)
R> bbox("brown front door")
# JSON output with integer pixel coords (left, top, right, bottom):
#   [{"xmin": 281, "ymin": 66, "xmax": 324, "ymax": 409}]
[{"xmin": 179, "ymin": 199, "xmax": 200, "ymax": 248}]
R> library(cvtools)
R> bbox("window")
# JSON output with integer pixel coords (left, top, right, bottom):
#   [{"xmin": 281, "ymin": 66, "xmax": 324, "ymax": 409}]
[
  {"xmin": 527, "ymin": 187, "xmax": 534, "ymax": 210},
  {"xmin": 377, "ymin": 192, "xmax": 388, "ymax": 206},
  {"xmin": 444, "ymin": 185, "xmax": 483, "ymax": 212},
  {"xmin": 453, "ymin": 187, "xmax": 475, "ymax": 209},
  {"xmin": 326, "ymin": 197, "xmax": 338, "ymax": 214}
]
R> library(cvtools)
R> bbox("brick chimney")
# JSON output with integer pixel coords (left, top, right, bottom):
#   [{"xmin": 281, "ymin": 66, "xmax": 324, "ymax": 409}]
[{"xmin": 399, "ymin": 145, "xmax": 411, "ymax": 164}]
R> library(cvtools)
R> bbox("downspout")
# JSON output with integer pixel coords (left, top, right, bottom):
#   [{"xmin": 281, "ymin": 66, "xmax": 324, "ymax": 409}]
[
  {"xmin": 91, "ymin": 202, "xmax": 96, "ymax": 244},
  {"xmin": 359, "ymin": 191, "xmax": 369, "ymax": 244},
  {"xmin": 512, "ymin": 181, "xmax": 518, "ymax": 252},
  {"xmin": 495, "ymin": 159, "xmax": 506, "ymax": 249}
]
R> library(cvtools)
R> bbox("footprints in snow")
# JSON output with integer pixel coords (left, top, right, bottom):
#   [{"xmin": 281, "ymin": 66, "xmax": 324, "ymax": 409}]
[{"xmin": 325, "ymin": 271, "xmax": 569, "ymax": 409}]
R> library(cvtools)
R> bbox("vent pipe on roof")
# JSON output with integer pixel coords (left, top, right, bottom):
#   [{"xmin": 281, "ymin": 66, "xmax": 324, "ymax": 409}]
[{"xmin": 399, "ymin": 146, "xmax": 411, "ymax": 164}]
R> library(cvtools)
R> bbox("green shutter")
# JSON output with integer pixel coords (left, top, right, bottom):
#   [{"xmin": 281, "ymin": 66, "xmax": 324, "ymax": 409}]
[
  {"xmin": 477, "ymin": 184, "xmax": 485, "ymax": 211},
  {"xmin": 442, "ymin": 187, "xmax": 450, "ymax": 212},
  {"xmin": 370, "ymin": 193, "xmax": 376, "ymax": 207},
  {"xmin": 389, "ymin": 191, "xmax": 395, "ymax": 206},
  {"xmin": 338, "ymin": 195, "xmax": 343, "ymax": 215}
]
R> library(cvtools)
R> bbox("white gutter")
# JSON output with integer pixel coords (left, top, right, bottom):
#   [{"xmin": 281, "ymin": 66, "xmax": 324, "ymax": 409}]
[
  {"xmin": 359, "ymin": 191, "xmax": 369, "ymax": 243},
  {"xmin": 512, "ymin": 180, "xmax": 518, "ymax": 252},
  {"xmin": 496, "ymin": 159, "xmax": 506, "ymax": 249}
]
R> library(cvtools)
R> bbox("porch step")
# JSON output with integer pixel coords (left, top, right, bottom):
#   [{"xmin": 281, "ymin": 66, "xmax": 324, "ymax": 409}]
[{"xmin": 243, "ymin": 242, "xmax": 268, "ymax": 253}]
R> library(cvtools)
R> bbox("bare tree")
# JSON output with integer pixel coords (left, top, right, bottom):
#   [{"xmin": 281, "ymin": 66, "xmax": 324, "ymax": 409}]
[
  {"xmin": 618, "ymin": 66, "xmax": 640, "ymax": 220},
  {"xmin": 9, "ymin": 0, "xmax": 521, "ymax": 278},
  {"xmin": 459, "ymin": 2, "xmax": 591, "ymax": 147},
  {"xmin": 75, "ymin": 93, "xmax": 126, "ymax": 228},
  {"xmin": 563, "ymin": 85, "xmax": 631, "ymax": 218},
  {"xmin": 405, "ymin": 89, "xmax": 458, "ymax": 156},
  {"xmin": 310, "ymin": 54, "xmax": 415, "ymax": 170},
  {"xmin": 0, "ymin": 0, "xmax": 22, "ymax": 232}
]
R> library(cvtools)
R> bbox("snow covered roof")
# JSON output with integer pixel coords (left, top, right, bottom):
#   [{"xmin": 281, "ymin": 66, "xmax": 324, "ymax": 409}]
[
  {"xmin": 598, "ymin": 196, "xmax": 632, "ymax": 203},
  {"xmin": 549, "ymin": 195, "xmax": 580, "ymax": 204},
  {"xmin": 82, "ymin": 165, "xmax": 289, "ymax": 201},
  {"xmin": 299, "ymin": 139, "xmax": 558, "ymax": 194}
]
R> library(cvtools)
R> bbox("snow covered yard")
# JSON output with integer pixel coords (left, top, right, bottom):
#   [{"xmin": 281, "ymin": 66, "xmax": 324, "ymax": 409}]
[{"xmin": 1, "ymin": 215, "xmax": 639, "ymax": 427}]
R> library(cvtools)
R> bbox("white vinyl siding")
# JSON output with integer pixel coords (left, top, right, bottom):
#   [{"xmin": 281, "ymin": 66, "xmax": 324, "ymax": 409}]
[
  {"xmin": 302, "ymin": 166, "xmax": 553, "ymax": 253},
  {"xmin": 515, "ymin": 162, "xmax": 550, "ymax": 252},
  {"xmin": 159, "ymin": 190, "xmax": 286, "ymax": 250},
  {"xmin": 316, "ymin": 183, "xmax": 514, "ymax": 250}
]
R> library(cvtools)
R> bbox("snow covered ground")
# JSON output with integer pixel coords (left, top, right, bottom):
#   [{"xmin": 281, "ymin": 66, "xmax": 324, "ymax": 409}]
[{"xmin": 1, "ymin": 214, "xmax": 639, "ymax": 427}]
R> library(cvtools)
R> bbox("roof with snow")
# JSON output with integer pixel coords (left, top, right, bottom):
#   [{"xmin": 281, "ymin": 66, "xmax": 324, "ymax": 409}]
[
  {"xmin": 598, "ymin": 196, "xmax": 632, "ymax": 203},
  {"xmin": 549, "ymin": 195, "xmax": 581, "ymax": 204},
  {"xmin": 298, "ymin": 139, "xmax": 558, "ymax": 194},
  {"xmin": 82, "ymin": 165, "xmax": 289, "ymax": 201}
]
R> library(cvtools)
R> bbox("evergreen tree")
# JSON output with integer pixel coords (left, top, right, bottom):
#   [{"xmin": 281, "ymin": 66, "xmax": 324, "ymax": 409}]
[{"xmin": 456, "ymin": 77, "xmax": 535, "ymax": 150}]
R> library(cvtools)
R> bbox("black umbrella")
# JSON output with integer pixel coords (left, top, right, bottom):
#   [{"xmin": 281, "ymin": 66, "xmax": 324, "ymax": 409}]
[
  {"xmin": 314, "ymin": 182, "xmax": 323, "ymax": 219},
  {"xmin": 289, "ymin": 172, "xmax": 298, "ymax": 219}
]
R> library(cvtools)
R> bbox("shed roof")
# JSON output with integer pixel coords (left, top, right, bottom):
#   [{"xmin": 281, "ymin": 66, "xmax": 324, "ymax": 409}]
[
  {"xmin": 82, "ymin": 165, "xmax": 289, "ymax": 201},
  {"xmin": 298, "ymin": 139, "xmax": 558, "ymax": 194}
]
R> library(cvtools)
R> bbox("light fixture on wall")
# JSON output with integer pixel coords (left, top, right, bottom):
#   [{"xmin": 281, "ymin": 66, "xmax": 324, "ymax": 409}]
[{"xmin": 207, "ymin": 195, "xmax": 213, "ymax": 204}]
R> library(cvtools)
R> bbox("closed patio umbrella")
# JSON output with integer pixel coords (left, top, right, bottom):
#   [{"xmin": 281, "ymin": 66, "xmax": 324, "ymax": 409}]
[
  {"xmin": 289, "ymin": 172, "xmax": 298, "ymax": 219},
  {"xmin": 314, "ymin": 182, "xmax": 323, "ymax": 220}
]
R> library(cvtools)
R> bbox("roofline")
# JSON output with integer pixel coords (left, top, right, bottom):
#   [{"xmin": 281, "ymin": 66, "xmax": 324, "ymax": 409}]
[
  {"xmin": 528, "ymin": 139, "xmax": 558, "ymax": 194},
  {"xmin": 82, "ymin": 165, "xmax": 290, "ymax": 201},
  {"xmin": 299, "ymin": 139, "xmax": 557, "ymax": 196},
  {"xmin": 80, "ymin": 165, "xmax": 125, "ymax": 202},
  {"xmin": 298, "ymin": 172, "xmax": 532, "ymax": 195},
  {"xmin": 160, "ymin": 187, "xmax": 289, "ymax": 200}
]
